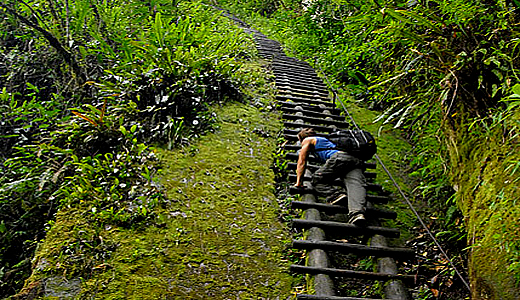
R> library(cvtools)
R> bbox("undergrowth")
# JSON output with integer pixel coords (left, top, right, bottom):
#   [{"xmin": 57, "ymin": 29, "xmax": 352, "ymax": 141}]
[
  {"xmin": 17, "ymin": 100, "xmax": 296, "ymax": 298},
  {"xmin": 0, "ymin": 0, "xmax": 265, "ymax": 297}
]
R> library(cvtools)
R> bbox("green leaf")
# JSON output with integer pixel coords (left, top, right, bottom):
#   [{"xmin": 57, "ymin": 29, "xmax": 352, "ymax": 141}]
[
  {"xmin": 394, "ymin": 9, "xmax": 442, "ymax": 34},
  {"xmin": 430, "ymin": 42, "xmax": 444, "ymax": 61},
  {"xmin": 512, "ymin": 84, "xmax": 520, "ymax": 96}
]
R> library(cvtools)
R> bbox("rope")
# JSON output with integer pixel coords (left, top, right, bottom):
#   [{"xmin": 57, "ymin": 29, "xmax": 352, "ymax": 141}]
[{"xmin": 318, "ymin": 65, "xmax": 472, "ymax": 292}]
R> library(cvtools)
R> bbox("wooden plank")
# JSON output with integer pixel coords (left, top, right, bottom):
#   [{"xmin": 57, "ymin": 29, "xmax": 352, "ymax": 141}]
[
  {"xmin": 281, "ymin": 107, "xmax": 344, "ymax": 121},
  {"xmin": 273, "ymin": 61, "xmax": 314, "ymax": 70},
  {"xmin": 276, "ymin": 95, "xmax": 333, "ymax": 106},
  {"xmin": 278, "ymin": 101, "xmax": 341, "ymax": 114},
  {"xmin": 286, "ymin": 163, "xmax": 377, "ymax": 178},
  {"xmin": 273, "ymin": 66, "xmax": 319, "ymax": 76},
  {"xmin": 289, "ymin": 188, "xmax": 389, "ymax": 204},
  {"xmin": 278, "ymin": 84, "xmax": 329, "ymax": 94},
  {"xmin": 285, "ymin": 153, "xmax": 376, "ymax": 168},
  {"xmin": 292, "ymin": 219, "xmax": 400, "ymax": 238},
  {"xmin": 287, "ymin": 174, "xmax": 381, "ymax": 189},
  {"xmin": 276, "ymin": 78, "xmax": 327, "ymax": 90},
  {"xmin": 292, "ymin": 240, "xmax": 414, "ymax": 259},
  {"xmin": 283, "ymin": 122, "xmax": 340, "ymax": 132},
  {"xmin": 290, "ymin": 201, "xmax": 397, "ymax": 219},
  {"xmin": 290, "ymin": 265, "xmax": 415, "ymax": 283}
]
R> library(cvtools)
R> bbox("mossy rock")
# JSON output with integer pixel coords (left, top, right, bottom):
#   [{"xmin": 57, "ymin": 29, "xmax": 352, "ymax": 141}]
[{"xmin": 450, "ymin": 124, "xmax": 520, "ymax": 299}]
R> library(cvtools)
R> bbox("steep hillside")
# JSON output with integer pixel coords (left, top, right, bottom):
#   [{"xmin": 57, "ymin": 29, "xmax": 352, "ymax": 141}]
[
  {"xmin": 0, "ymin": 0, "xmax": 276, "ymax": 297},
  {"xmin": 216, "ymin": 0, "xmax": 520, "ymax": 298},
  {"xmin": 2, "ymin": 0, "xmax": 519, "ymax": 298}
]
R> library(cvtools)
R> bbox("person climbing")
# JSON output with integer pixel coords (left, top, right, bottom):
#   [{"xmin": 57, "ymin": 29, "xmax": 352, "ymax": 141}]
[{"xmin": 293, "ymin": 128, "xmax": 367, "ymax": 226}]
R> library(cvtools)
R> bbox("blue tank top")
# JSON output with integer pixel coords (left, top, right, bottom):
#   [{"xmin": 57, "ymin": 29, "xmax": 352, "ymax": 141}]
[{"xmin": 314, "ymin": 137, "xmax": 338, "ymax": 162}]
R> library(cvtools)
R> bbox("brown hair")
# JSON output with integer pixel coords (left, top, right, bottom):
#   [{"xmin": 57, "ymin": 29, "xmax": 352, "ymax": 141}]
[{"xmin": 297, "ymin": 128, "xmax": 316, "ymax": 142}]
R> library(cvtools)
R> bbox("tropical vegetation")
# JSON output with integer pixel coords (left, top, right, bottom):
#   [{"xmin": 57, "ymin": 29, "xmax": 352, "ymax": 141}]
[
  {"xmin": 0, "ymin": 0, "xmax": 263, "ymax": 297},
  {"xmin": 216, "ymin": 0, "xmax": 520, "ymax": 298},
  {"xmin": 1, "ymin": 0, "xmax": 519, "ymax": 298}
]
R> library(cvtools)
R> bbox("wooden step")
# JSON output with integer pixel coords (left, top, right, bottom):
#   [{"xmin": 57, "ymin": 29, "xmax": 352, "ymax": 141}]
[
  {"xmin": 278, "ymin": 89, "xmax": 329, "ymax": 100},
  {"xmin": 281, "ymin": 107, "xmax": 344, "ymax": 121},
  {"xmin": 287, "ymin": 162, "xmax": 377, "ymax": 177},
  {"xmin": 290, "ymin": 201, "xmax": 396, "ymax": 219},
  {"xmin": 282, "ymin": 115, "xmax": 350, "ymax": 128},
  {"xmin": 283, "ymin": 122, "xmax": 341, "ymax": 132},
  {"xmin": 284, "ymin": 128, "xmax": 349, "ymax": 137},
  {"xmin": 274, "ymin": 72, "xmax": 321, "ymax": 82},
  {"xmin": 257, "ymin": 45, "xmax": 282, "ymax": 52},
  {"xmin": 292, "ymin": 240, "xmax": 414, "ymax": 259},
  {"xmin": 292, "ymin": 219, "xmax": 400, "ymax": 238},
  {"xmin": 289, "ymin": 188, "xmax": 388, "ymax": 204},
  {"xmin": 278, "ymin": 90, "xmax": 330, "ymax": 100},
  {"xmin": 273, "ymin": 59, "xmax": 313, "ymax": 67},
  {"xmin": 284, "ymin": 153, "xmax": 376, "ymax": 168},
  {"xmin": 290, "ymin": 265, "xmax": 415, "ymax": 283},
  {"xmin": 276, "ymin": 80, "xmax": 328, "ymax": 91},
  {"xmin": 276, "ymin": 77, "xmax": 327, "ymax": 89},
  {"xmin": 287, "ymin": 174, "xmax": 381, "ymax": 190},
  {"xmin": 274, "ymin": 73, "xmax": 322, "ymax": 86},
  {"xmin": 273, "ymin": 64, "xmax": 317, "ymax": 74},
  {"xmin": 278, "ymin": 101, "xmax": 341, "ymax": 114},
  {"xmin": 277, "ymin": 95, "xmax": 335, "ymax": 107},
  {"xmin": 277, "ymin": 83, "xmax": 329, "ymax": 94},
  {"xmin": 273, "ymin": 55, "xmax": 312, "ymax": 64}
]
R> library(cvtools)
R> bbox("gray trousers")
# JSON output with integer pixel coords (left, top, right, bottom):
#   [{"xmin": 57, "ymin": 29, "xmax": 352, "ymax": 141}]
[{"xmin": 312, "ymin": 151, "xmax": 366, "ymax": 216}]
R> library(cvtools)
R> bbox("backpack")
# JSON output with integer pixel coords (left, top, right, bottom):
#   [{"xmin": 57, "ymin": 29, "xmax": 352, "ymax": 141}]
[{"xmin": 328, "ymin": 129, "xmax": 377, "ymax": 161}]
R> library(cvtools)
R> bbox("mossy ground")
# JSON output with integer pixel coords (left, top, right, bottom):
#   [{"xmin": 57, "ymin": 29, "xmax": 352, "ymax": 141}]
[
  {"xmin": 152, "ymin": 102, "xmax": 295, "ymax": 298},
  {"xmin": 18, "ymin": 101, "xmax": 296, "ymax": 299}
]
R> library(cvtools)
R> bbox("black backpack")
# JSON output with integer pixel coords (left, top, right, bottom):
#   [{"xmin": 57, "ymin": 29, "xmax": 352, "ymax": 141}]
[{"xmin": 328, "ymin": 130, "xmax": 377, "ymax": 161}]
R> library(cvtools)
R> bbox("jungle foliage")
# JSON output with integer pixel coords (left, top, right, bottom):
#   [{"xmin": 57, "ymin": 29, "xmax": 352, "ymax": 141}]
[
  {"xmin": 0, "ymin": 0, "xmax": 260, "ymax": 297},
  {"xmin": 216, "ymin": 0, "xmax": 520, "ymax": 298}
]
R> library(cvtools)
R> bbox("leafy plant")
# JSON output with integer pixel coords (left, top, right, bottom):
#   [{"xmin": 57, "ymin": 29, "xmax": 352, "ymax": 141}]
[{"xmin": 0, "ymin": 0, "xmax": 265, "ymax": 297}]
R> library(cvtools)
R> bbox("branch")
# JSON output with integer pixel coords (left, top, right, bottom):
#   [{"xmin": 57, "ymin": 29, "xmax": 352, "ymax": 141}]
[{"xmin": 0, "ymin": 2, "xmax": 86, "ymax": 82}]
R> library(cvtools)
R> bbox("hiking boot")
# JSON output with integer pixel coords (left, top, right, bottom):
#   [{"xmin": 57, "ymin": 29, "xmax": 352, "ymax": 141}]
[
  {"xmin": 329, "ymin": 193, "xmax": 347, "ymax": 205},
  {"xmin": 349, "ymin": 213, "xmax": 366, "ymax": 227}
]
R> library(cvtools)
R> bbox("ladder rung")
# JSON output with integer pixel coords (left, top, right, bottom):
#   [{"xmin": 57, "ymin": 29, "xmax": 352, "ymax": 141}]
[
  {"xmin": 292, "ymin": 219, "xmax": 400, "ymax": 238},
  {"xmin": 290, "ymin": 265, "xmax": 415, "ymax": 283},
  {"xmin": 290, "ymin": 201, "xmax": 397, "ymax": 219},
  {"xmin": 285, "ymin": 153, "xmax": 376, "ymax": 168},
  {"xmin": 287, "ymin": 163, "xmax": 377, "ymax": 178},
  {"xmin": 292, "ymin": 240, "xmax": 414, "ymax": 259}
]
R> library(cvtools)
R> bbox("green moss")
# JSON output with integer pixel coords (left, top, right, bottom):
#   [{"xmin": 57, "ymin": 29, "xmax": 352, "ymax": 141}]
[
  {"xmin": 147, "ymin": 102, "xmax": 294, "ymax": 298},
  {"xmin": 449, "ymin": 122, "xmax": 520, "ymax": 299},
  {"xmin": 19, "ymin": 102, "xmax": 295, "ymax": 299}
]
